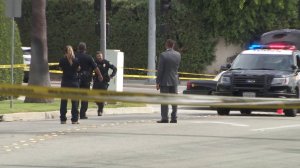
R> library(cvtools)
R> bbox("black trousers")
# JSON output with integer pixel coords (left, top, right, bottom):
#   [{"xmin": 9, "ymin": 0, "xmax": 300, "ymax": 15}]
[
  {"xmin": 93, "ymin": 82, "xmax": 109, "ymax": 112},
  {"xmin": 79, "ymin": 81, "xmax": 91, "ymax": 117},
  {"xmin": 60, "ymin": 80, "xmax": 79, "ymax": 122},
  {"xmin": 160, "ymin": 85, "xmax": 178, "ymax": 121}
]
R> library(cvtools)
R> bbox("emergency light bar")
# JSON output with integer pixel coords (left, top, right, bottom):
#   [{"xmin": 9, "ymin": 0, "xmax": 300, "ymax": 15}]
[{"xmin": 248, "ymin": 43, "xmax": 296, "ymax": 50}]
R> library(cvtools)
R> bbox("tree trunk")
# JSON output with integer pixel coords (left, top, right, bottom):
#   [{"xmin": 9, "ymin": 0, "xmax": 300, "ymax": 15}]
[{"xmin": 25, "ymin": 0, "xmax": 53, "ymax": 103}]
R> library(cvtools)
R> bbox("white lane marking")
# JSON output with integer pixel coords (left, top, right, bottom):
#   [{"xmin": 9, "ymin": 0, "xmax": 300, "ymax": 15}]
[
  {"xmin": 252, "ymin": 124, "xmax": 300, "ymax": 132},
  {"xmin": 192, "ymin": 121, "xmax": 249, "ymax": 127}
]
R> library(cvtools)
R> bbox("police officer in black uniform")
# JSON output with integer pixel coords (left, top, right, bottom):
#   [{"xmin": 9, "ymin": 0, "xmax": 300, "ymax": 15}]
[
  {"xmin": 75, "ymin": 42, "xmax": 103, "ymax": 119},
  {"xmin": 93, "ymin": 51, "xmax": 117, "ymax": 116},
  {"xmin": 59, "ymin": 45, "xmax": 80, "ymax": 124}
]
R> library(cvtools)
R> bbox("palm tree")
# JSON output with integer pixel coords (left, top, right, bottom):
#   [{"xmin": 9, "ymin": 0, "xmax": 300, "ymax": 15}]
[{"xmin": 25, "ymin": 0, "xmax": 52, "ymax": 103}]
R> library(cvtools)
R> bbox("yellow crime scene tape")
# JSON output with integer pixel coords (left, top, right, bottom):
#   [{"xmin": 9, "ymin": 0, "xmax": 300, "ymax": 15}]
[
  {"xmin": 123, "ymin": 67, "xmax": 215, "ymax": 78},
  {"xmin": 124, "ymin": 74, "xmax": 155, "ymax": 79},
  {"xmin": 1, "ymin": 83, "xmax": 300, "ymax": 109},
  {"xmin": 0, "ymin": 64, "xmax": 27, "ymax": 69},
  {"xmin": 46, "ymin": 63, "xmax": 216, "ymax": 79},
  {"xmin": 0, "ymin": 63, "xmax": 216, "ymax": 80},
  {"xmin": 2, "ymin": 63, "xmax": 300, "ymax": 109},
  {"xmin": 49, "ymin": 70, "xmax": 62, "ymax": 74},
  {"xmin": 48, "ymin": 63, "xmax": 59, "ymax": 66}
]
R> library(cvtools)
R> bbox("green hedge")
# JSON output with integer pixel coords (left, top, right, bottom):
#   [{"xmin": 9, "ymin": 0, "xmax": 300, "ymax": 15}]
[
  {"xmin": 16, "ymin": 0, "xmax": 300, "ymax": 74},
  {"xmin": 0, "ymin": 0, "xmax": 23, "ymax": 100},
  {"xmin": 18, "ymin": 0, "xmax": 99, "ymax": 62}
]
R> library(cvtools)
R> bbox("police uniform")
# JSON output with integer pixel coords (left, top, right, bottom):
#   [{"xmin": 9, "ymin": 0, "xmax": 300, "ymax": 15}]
[
  {"xmin": 75, "ymin": 52, "xmax": 98, "ymax": 119},
  {"xmin": 93, "ymin": 59, "xmax": 117, "ymax": 116},
  {"xmin": 59, "ymin": 57, "xmax": 80, "ymax": 123}
]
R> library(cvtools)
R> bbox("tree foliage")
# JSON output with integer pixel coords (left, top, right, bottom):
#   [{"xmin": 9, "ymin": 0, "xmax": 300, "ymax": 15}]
[
  {"xmin": 17, "ymin": 0, "xmax": 300, "ymax": 74},
  {"xmin": 184, "ymin": 0, "xmax": 299, "ymax": 44},
  {"xmin": 18, "ymin": 0, "xmax": 98, "ymax": 63}
]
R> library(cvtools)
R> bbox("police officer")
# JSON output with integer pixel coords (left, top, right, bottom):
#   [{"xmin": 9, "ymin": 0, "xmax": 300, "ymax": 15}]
[
  {"xmin": 93, "ymin": 51, "xmax": 117, "ymax": 116},
  {"xmin": 75, "ymin": 42, "xmax": 103, "ymax": 119},
  {"xmin": 59, "ymin": 45, "xmax": 80, "ymax": 124}
]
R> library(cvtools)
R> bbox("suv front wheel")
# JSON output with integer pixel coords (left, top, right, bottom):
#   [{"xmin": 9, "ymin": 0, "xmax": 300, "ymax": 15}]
[
  {"xmin": 217, "ymin": 109, "xmax": 230, "ymax": 115},
  {"xmin": 284, "ymin": 109, "xmax": 297, "ymax": 117}
]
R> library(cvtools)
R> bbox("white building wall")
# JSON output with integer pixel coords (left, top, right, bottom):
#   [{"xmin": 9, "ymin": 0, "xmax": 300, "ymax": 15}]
[{"xmin": 204, "ymin": 38, "xmax": 243, "ymax": 74}]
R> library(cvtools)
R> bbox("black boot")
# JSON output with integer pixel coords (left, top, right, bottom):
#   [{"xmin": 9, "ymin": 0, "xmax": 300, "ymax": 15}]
[{"xmin": 97, "ymin": 110, "xmax": 103, "ymax": 116}]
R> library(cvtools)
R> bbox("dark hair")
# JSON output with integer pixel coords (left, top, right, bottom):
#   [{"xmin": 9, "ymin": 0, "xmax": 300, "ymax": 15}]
[
  {"xmin": 96, "ymin": 51, "xmax": 102, "ymax": 55},
  {"xmin": 77, "ymin": 42, "xmax": 86, "ymax": 53},
  {"xmin": 165, "ymin": 39, "xmax": 175, "ymax": 48}
]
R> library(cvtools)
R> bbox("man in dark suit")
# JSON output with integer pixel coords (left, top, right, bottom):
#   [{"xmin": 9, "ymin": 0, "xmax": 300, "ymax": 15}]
[{"xmin": 156, "ymin": 39, "xmax": 181, "ymax": 123}]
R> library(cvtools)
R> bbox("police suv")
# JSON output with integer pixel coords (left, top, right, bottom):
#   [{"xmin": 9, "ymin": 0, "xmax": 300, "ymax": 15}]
[
  {"xmin": 22, "ymin": 46, "xmax": 31, "ymax": 83},
  {"xmin": 214, "ymin": 42, "xmax": 300, "ymax": 117}
]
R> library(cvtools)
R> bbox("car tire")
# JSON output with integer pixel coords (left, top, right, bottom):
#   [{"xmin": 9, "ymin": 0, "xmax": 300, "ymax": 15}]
[
  {"xmin": 297, "ymin": 88, "xmax": 300, "ymax": 113},
  {"xmin": 217, "ymin": 109, "xmax": 230, "ymax": 115},
  {"xmin": 23, "ymin": 72, "xmax": 29, "ymax": 83},
  {"xmin": 240, "ymin": 109, "xmax": 252, "ymax": 115},
  {"xmin": 284, "ymin": 109, "xmax": 297, "ymax": 117}
]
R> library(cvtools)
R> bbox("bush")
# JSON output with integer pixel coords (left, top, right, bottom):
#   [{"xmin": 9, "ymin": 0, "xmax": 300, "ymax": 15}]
[
  {"xmin": 0, "ymin": 0, "xmax": 23, "ymax": 100},
  {"xmin": 16, "ymin": 0, "xmax": 300, "ymax": 74},
  {"xmin": 18, "ymin": 0, "xmax": 100, "ymax": 63},
  {"xmin": 17, "ymin": 0, "xmax": 216, "ymax": 74}
]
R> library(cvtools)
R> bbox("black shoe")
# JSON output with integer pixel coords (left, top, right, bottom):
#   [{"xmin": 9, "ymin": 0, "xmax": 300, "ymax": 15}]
[
  {"xmin": 157, "ymin": 120, "xmax": 168, "ymax": 123},
  {"xmin": 72, "ymin": 121, "xmax": 79, "ymax": 124},
  {"xmin": 170, "ymin": 120, "xmax": 177, "ymax": 123},
  {"xmin": 97, "ymin": 111, "xmax": 103, "ymax": 116},
  {"xmin": 80, "ymin": 116, "xmax": 88, "ymax": 119}
]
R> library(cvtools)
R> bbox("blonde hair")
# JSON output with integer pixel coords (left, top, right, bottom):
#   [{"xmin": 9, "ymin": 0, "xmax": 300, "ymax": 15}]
[{"xmin": 64, "ymin": 45, "xmax": 75, "ymax": 65}]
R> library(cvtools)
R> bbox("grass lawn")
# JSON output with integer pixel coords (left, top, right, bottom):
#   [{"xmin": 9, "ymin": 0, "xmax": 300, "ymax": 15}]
[{"xmin": 0, "ymin": 98, "xmax": 145, "ymax": 115}]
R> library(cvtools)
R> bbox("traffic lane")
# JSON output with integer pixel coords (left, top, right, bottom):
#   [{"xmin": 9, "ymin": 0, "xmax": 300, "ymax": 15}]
[
  {"xmin": 179, "ymin": 105, "xmax": 298, "ymax": 117},
  {"xmin": 0, "ymin": 114, "xmax": 161, "ymax": 150},
  {"xmin": 1, "ymin": 113, "xmax": 300, "ymax": 167},
  {"xmin": 1, "ymin": 112, "xmax": 299, "ymax": 142},
  {"xmin": 49, "ymin": 80, "xmax": 187, "ymax": 93},
  {"xmin": 123, "ymin": 85, "xmax": 186, "ymax": 93},
  {"xmin": 0, "ymin": 109, "xmax": 296, "ymax": 146}
]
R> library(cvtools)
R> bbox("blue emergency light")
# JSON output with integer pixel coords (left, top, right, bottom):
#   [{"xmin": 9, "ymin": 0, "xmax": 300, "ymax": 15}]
[
  {"xmin": 248, "ymin": 43, "xmax": 296, "ymax": 50},
  {"xmin": 248, "ymin": 44, "xmax": 263, "ymax": 50}
]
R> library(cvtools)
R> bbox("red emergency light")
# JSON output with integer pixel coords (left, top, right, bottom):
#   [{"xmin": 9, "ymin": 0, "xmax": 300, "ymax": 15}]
[{"xmin": 249, "ymin": 43, "xmax": 296, "ymax": 50}]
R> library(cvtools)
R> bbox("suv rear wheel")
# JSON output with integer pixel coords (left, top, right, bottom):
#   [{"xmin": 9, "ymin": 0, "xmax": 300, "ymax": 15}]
[
  {"xmin": 217, "ymin": 109, "xmax": 230, "ymax": 115},
  {"xmin": 297, "ymin": 88, "xmax": 300, "ymax": 113},
  {"xmin": 240, "ymin": 109, "xmax": 252, "ymax": 115}
]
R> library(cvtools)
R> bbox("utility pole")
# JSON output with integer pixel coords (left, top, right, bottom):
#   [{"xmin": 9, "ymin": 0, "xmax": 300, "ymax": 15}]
[
  {"xmin": 147, "ymin": 0, "xmax": 156, "ymax": 84},
  {"xmin": 100, "ymin": 0, "xmax": 106, "ymax": 57}
]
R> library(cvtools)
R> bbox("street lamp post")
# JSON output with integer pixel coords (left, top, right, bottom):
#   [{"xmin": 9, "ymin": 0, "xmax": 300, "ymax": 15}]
[
  {"xmin": 147, "ymin": 0, "xmax": 156, "ymax": 84},
  {"xmin": 100, "ymin": 0, "xmax": 106, "ymax": 58}
]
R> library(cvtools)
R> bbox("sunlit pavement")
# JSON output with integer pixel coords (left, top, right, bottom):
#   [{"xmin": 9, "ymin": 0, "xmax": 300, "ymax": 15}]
[{"xmin": 1, "ymin": 109, "xmax": 300, "ymax": 167}]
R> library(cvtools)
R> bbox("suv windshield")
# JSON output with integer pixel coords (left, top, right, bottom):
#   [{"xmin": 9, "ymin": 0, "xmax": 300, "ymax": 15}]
[
  {"xmin": 22, "ymin": 47, "xmax": 31, "ymax": 65},
  {"xmin": 231, "ymin": 54, "xmax": 294, "ymax": 71}
]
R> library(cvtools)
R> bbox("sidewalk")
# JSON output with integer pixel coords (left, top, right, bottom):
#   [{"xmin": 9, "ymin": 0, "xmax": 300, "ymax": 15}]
[{"xmin": 0, "ymin": 105, "xmax": 157, "ymax": 122}]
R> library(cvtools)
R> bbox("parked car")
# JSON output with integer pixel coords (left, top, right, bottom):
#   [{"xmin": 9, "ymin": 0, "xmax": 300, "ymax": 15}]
[
  {"xmin": 22, "ymin": 47, "xmax": 31, "ymax": 83},
  {"xmin": 183, "ymin": 71, "xmax": 225, "ymax": 95}
]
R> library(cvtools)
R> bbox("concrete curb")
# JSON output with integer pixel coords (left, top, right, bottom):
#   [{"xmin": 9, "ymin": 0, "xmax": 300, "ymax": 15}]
[{"xmin": 0, "ymin": 106, "xmax": 156, "ymax": 122}]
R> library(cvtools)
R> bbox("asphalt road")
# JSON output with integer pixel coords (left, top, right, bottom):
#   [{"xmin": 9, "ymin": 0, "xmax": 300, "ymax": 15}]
[
  {"xmin": 1, "ymin": 107, "xmax": 300, "ymax": 168},
  {"xmin": 3, "ymin": 80, "xmax": 300, "ymax": 167},
  {"xmin": 49, "ymin": 79, "xmax": 187, "ymax": 94}
]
